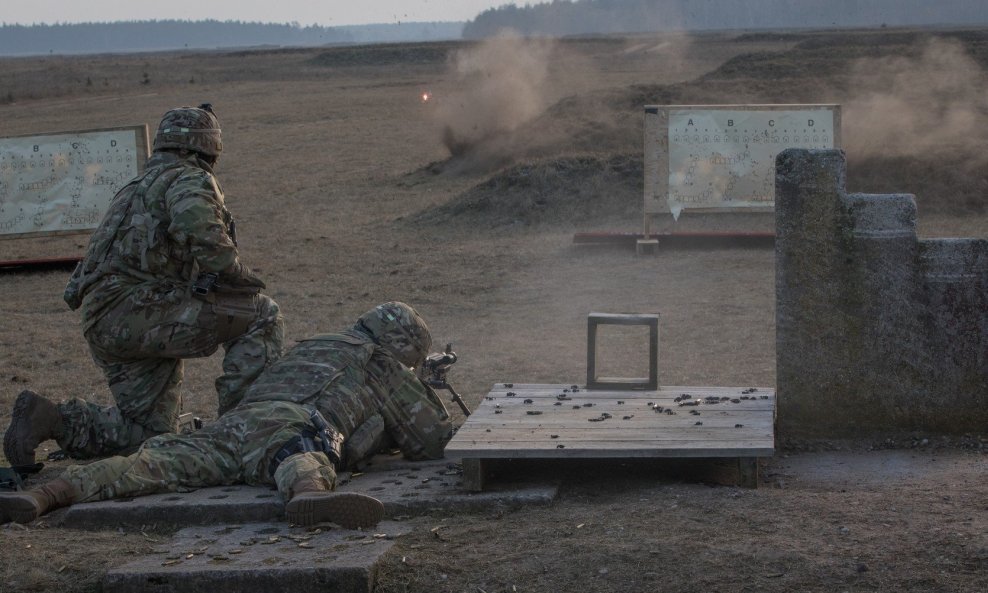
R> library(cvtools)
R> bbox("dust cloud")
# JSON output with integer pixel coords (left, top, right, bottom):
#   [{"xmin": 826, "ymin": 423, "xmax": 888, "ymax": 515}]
[
  {"xmin": 434, "ymin": 31, "xmax": 555, "ymax": 160},
  {"xmin": 844, "ymin": 38, "xmax": 988, "ymax": 164}
]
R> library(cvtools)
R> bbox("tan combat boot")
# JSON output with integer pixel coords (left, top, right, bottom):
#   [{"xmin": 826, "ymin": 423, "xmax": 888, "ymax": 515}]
[
  {"xmin": 0, "ymin": 478, "xmax": 77, "ymax": 524},
  {"xmin": 4, "ymin": 390, "xmax": 64, "ymax": 466},
  {"xmin": 284, "ymin": 478, "xmax": 384, "ymax": 529}
]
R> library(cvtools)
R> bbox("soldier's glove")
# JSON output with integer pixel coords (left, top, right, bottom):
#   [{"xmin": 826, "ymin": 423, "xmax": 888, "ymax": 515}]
[{"xmin": 221, "ymin": 261, "xmax": 266, "ymax": 290}]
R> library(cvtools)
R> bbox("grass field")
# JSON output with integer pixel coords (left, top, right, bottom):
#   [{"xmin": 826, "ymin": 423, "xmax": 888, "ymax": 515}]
[{"xmin": 1, "ymin": 28, "xmax": 986, "ymax": 592}]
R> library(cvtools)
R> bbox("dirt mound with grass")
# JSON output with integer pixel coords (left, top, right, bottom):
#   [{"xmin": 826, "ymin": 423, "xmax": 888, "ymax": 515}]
[
  {"xmin": 310, "ymin": 41, "xmax": 462, "ymax": 67},
  {"xmin": 423, "ymin": 29, "xmax": 988, "ymax": 218},
  {"xmin": 411, "ymin": 154, "xmax": 642, "ymax": 230}
]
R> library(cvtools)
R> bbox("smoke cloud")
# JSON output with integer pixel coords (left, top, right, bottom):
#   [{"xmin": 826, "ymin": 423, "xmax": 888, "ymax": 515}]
[
  {"xmin": 435, "ymin": 31, "xmax": 556, "ymax": 160},
  {"xmin": 844, "ymin": 38, "xmax": 988, "ymax": 163}
]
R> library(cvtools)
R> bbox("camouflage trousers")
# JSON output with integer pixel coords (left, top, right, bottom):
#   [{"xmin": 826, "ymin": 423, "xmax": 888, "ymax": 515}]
[
  {"xmin": 58, "ymin": 291, "xmax": 284, "ymax": 459},
  {"xmin": 61, "ymin": 401, "xmax": 336, "ymax": 503}
]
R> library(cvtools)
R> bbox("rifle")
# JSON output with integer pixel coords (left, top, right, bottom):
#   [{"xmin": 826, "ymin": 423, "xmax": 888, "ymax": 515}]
[{"xmin": 422, "ymin": 343, "xmax": 471, "ymax": 416}]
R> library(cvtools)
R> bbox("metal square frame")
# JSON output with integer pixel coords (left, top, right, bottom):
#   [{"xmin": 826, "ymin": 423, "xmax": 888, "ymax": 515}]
[{"xmin": 586, "ymin": 312, "xmax": 659, "ymax": 390}]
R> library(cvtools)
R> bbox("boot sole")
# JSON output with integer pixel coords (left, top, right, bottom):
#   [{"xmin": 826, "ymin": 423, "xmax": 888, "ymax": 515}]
[
  {"xmin": 3, "ymin": 390, "xmax": 43, "ymax": 466},
  {"xmin": 285, "ymin": 492, "xmax": 384, "ymax": 529},
  {"xmin": 0, "ymin": 493, "xmax": 42, "ymax": 524}
]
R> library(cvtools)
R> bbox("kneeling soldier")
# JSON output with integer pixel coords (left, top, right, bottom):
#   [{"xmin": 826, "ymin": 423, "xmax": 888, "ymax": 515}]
[
  {"xmin": 0, "ymin": 302, "xmax": 452, "ymax": 529},
  {"xmin": 5, "ymin": 104, "xmax": 285, "ymax": 464}
]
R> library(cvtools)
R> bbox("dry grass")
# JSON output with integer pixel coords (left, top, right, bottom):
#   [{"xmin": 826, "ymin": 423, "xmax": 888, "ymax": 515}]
[{"xmin": 1, "ymin": 28, "xmax": 986, "ymax": 592}]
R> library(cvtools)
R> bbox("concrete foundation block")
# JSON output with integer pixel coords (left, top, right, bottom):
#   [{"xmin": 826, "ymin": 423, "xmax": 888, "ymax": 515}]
[
  {"xmin": 60, "ymin": 458, "xmax": 557, "ymax": 530},
  {"xmin": 103, "ymin": 521, "xmax": 410, "ymax": 593},
  {"xmin": 775, "ymin": 148, "xmax": 988, "ymax": 436}
]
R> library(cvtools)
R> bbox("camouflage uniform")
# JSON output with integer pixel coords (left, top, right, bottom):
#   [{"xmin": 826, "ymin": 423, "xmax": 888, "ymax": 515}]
[
  {"xmin": 57, "ymin": 305, "xmax": 452, "ymax": 504},
  {"xmin": 58, "ymin": 106, "xmax": 284, "ymax": 459}
]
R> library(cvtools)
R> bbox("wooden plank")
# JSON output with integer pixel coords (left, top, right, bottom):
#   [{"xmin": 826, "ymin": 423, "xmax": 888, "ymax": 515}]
[
  {"xmin": 480, "ymin": 395, "xmax": 772, "ymax": 402},
  {"xmin": 467, "ymin": 412, "xmax": 772, "ymax": 422},
  {"xmin": 461, "ymin": 459, "xmax": 485, "ymax": 492},
  {"xmin": 0, "ymin": 255, "xmax": 82, "ymax": 271},
  {"xmin": 446, "ymin": 443, "xmax": 774, "ymax": 458},
  {"xmin": 738, "ymin": 458, "xmax": 759, "ymax": 488},
  {"xmin": 486, "ymin": 384, "xmax": 773, "ymax": 393},
  {"xmin": 472, "ymin": 410, "xmax": 773, "ymax": 419},
  {"xmin": 485, "ymin": 391, "xmax": 773, "ymax": 399},
  {"xmin": 461, "ymin": 430, "xmax": 771, "ymax": 440},
  {"xmin": 447, "ymin": 440, "xmax": 773, "ymax": 451},
  {"xmin": 445, "ymin": 384, "xmax": 777, "ymax": 490},
  {"xmin": 455, "ymin": 419, "xmax": 775, "ymax": 431},
  {"xmin": 474, "ymin": 405, "xmax": 774, "ymax": 414},
  {"xmin": 446, "ymin": 443, "xmax": 775, "ymax": 457},
  {"xmin": 476, "ymin": 399, "xmax": 773, "ymax": 409},
  {"xmin": 467, "ymin": 408, "xmax": 773, "ymax": 420},
  {"xmin": 452, "ymin": 428, "xmax": 773, "ymax": 440},
  {"xmin": 445, "ymin": 383, "xmax": 777, "ymax": 462},
  {"xmin": 447, "ymin": 426, "xmax": 772, "ymax": 448},
  {"xmin": 482, "ymin": 391, "xmax": 772, "ymax": 407}
]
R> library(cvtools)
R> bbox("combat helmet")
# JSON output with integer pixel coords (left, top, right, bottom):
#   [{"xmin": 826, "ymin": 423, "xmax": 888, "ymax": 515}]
[
  {"xmin": 152, "ymin": 103, "xmax": 223, "ymax": 157},
  {"xmin": 356, "ymin": 302, "xmax": 433, "ymax": 368}
]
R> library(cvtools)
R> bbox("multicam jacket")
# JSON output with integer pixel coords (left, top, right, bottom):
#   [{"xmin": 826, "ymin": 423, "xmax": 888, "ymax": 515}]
[
  {"xmin": 241, "ymin": 329, "xmax": 454, "ymax": 463},
  {"xmin": 64, "ymin": 151, "xmax": 243, "ymax": 331}
]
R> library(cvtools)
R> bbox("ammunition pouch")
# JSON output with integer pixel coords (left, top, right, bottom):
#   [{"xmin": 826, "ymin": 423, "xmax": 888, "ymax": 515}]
[
  {"xmin": 268, "ymin": 409, "xmax": 344, "ymax": 478},
  {"xmin": 193, "ymin": 276, "xmax": 261, "ymax": 342},
  {"xmin": 378, "ymin": 377, "xmax": 453, "ymax": 461},
  {"xmin": 343, "ymin": 414, "xmax": 391, "ymax": 469},
  {"xmin": 212, "ymin": 289, "xmax": 259, "ymax": 342}
]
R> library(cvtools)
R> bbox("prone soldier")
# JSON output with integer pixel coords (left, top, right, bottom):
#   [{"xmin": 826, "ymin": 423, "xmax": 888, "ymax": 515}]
[{"xmin": 0, "ymin": 302, "xmax": 453, "ymax": 529}]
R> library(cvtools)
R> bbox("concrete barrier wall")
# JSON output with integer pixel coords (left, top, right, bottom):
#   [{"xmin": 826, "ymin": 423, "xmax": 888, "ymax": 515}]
[{"xmin": 776, "ymin": 149, "xmax": 988, "ymax": 436}]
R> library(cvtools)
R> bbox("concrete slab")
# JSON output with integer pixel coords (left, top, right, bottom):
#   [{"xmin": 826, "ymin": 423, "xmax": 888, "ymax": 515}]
[
  {"xmin": 60, "ymin": 458, "xmax": 557, "ymax": 530},
  {"xmin": 767, "ymin": 449, "xmax": 988, "ymax": 489},
  {"xmin": 103, "ymin": 521, "xmax": 410, "ymax": 593},
  {"xmin": 345, "ymin": 457, "xmax": 558, "ymax": 517},
  {"xmin": 60, "ymin": 484, "xmax": 284, "ymax": 529}
]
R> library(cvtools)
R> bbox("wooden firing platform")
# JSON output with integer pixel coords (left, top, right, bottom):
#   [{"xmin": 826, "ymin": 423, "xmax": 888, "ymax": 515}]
[{"xmin": 445, "ymin": 383, "xmax": 776, "ymax": 490}]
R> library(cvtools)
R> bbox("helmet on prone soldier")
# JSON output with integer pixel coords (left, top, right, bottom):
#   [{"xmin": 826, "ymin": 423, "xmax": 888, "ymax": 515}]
[
  {"xmin": 356, "ymin": 301, "xmax": 433, "ymax": 369},
  {"xmin": 152, "ymin": 103, "xmax": 223, "ymax": 158}
]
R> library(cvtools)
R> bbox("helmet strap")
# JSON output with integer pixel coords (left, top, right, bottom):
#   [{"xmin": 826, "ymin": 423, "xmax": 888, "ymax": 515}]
[{"xmin": 199, "ymin": 153, "xmax": 218, "ymax": 169}]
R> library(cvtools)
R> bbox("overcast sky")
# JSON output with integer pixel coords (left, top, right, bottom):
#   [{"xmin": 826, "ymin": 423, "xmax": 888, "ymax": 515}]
[{"xmin": 2, "ymin": 1, "xmax": 523, "ymax": 26}]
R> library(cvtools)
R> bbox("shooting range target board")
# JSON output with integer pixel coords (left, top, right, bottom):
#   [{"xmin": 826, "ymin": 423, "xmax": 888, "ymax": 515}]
[
  {"xmin": 644, "ymin": 104, "xmax": 840, "ymax": 220},
  {"xmin": 445, "ymin": 384, "xmax": 775, "ymax": 491},
  {"xmin": 0, "ymin": 126, "xmax": 149, "ymax": 240}
]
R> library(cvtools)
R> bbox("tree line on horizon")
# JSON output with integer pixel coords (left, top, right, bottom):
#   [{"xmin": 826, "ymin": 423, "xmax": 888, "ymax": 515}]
[
  {"xmin": 464, "ymin": 0, "xmax": 988, "ymax": 38},
  {"xmin": 0, "ymin": 20, "xmax": 463, "ymax": 56},
  {"xmin": 4, "ymin": 1, "xmax": 987, "ymax": 57}
]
